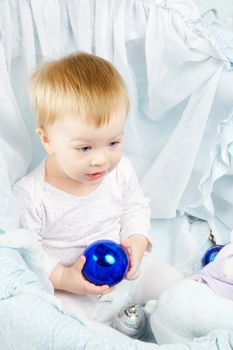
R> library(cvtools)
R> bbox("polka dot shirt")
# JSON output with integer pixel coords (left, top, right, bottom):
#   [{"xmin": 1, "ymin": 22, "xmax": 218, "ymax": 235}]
[{"xmin": 13, "ymin": 157, "xmax": 151, "ymax": 276}]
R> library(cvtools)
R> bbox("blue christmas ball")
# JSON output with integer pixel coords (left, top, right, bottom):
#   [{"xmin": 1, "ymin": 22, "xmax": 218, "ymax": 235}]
[
  {"xmin": 82, "ymin": 239, "xmax": 129, "ymax": 286},
  {"xmin": 202, "ymin": 244, "xmax": 225, "ymax": 266}
]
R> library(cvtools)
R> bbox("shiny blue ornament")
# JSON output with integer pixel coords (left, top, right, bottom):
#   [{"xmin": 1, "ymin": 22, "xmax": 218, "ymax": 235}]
[
  {"xmin": 82, "ymin": 239, "xmax": 129, "ymax": 286},
  {"xmin": 202, "ymin": 244, "xmax": 225, "ymax": 266}
]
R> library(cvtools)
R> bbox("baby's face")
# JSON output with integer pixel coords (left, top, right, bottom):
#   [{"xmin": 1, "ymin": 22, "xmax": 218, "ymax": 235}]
[{"xmin": 44, "ymin": 111, "xmax": 126, "ymax": 186}]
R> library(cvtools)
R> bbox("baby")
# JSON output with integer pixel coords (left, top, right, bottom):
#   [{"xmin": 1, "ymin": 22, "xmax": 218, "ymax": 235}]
[{"xmin": 13, "ymin": 52, "xmax": 182, "ymax": 327}]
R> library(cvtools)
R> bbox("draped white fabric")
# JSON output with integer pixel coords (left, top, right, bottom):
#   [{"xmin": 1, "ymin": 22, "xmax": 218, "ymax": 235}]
[{"xmin": 0, "ymin": 0, "xmax": 233, "ymax": 244}]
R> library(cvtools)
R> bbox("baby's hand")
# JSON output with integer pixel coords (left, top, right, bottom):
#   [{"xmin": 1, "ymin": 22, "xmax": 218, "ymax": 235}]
[
  {"xmin": 121, "ymin": 234, "xmax": 148, "ymax": 280},
  {"xmin": 50, "ymin": 256, "xmax": 112, "ymax": 295}
]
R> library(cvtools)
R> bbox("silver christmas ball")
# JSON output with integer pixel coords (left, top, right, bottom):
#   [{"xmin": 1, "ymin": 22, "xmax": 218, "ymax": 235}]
[{"xmin": 113, "ymin": 304, "xmax": 148, "ymax": 339}]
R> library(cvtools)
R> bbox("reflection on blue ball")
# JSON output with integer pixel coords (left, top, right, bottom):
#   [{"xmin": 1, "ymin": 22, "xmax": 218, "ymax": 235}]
[
  {"xmin": 82, "ymin": 239, "xmax": 129, "ymax": 286},
  {"xmin": 202, "ymin": 245, "xmax": 225, "ymax": 266}
]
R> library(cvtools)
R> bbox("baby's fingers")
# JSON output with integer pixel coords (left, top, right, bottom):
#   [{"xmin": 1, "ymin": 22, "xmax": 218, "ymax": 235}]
[
  {"xmin": 73, "ymin": 255, "xmax": 86, "ymax": 272},
  {"xmin": 83, "ymin": 280, "xmax": 112, "ymax": 295},
  {"xmin": 126, "ymin": 264, "xmax": 136, "ymax": 279}
]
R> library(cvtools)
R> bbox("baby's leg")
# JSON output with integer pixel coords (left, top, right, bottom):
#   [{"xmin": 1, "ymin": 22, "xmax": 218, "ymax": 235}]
[
  {"xmin": 56, "ymin": 259, "xmax": 183, "ymax": 330},
  {"xmin": 55, "ymin": 290, "xmax": 118, "ymax": 332},
  {"xmin": 150, "ymin": 279, "xmax": 233, "ymax": 344},
  {"xmin": 130, "ymin": 257, "xmax": 184, "ymax": 304}
]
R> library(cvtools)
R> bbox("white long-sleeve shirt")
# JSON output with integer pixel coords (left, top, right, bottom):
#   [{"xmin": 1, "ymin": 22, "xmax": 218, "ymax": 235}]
[{"xmin": 13, "ymin": 156, "xmax": 151, "ymax": 276}]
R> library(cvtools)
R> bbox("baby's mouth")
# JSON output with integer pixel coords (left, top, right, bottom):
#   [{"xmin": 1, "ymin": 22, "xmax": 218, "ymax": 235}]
[{"xmin": 86, "ymin": 170, "xmax": 107, "ymax": 180}]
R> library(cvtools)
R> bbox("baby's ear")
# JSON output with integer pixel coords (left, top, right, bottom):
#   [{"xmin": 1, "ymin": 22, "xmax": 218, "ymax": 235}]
[{"xmin": 36, "ymin": 127, "xmax": 53, "ymax": 155}]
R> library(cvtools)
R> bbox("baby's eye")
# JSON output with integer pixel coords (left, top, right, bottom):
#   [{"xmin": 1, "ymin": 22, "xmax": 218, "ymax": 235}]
[
  {"xmin": 109, "ymin": 141, "xmax": 120, "ymax": 148},
  {"xmin": 78, "ymin": 146, "xmax": 92, "ymax": 153}
]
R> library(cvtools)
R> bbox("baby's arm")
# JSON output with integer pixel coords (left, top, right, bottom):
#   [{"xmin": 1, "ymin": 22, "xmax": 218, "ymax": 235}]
[
  {"xmin": 49, "ymin": 256, "xmax": 111, "ymax": 295},
  {"xmin": 121, "ymin": 234, "xmax": 148, "ymax": 279},
  {"xmin": 13, "ymin": 180, "xmax": 112, "ymax": 296},
  {"xmin": 119, "ymin": 158, "xmax": 152, "ymax": 278}
]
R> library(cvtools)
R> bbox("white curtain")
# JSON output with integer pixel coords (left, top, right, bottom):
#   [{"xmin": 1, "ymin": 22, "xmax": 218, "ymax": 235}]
[{"xmin": 0, "ymin": 0, "xmax": 233, "ymax": 243}]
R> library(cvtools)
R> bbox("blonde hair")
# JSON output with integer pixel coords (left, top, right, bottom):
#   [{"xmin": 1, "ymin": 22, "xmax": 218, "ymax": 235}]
[{"xmin": 29, "ymin": 52, "xmax": 130, "ymax": 128}]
